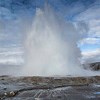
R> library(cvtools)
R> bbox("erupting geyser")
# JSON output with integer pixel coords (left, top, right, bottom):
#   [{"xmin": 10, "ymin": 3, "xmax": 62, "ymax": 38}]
[{"xmin": 21, "ymin": 4, "xmax": 98, "ymax": 76}]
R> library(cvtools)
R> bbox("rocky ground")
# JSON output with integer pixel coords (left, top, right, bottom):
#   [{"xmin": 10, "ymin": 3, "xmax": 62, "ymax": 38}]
[
  {"xmin": 83, "ymin": 62, "xmax": 100, "ymax": 71},
  {"xmin": 89, "ymin": 62, "xmax": 100, "ymax": 71},
  {"xmin": 0, "ymin": 76, "xmax": 100, "ymax": 100}
]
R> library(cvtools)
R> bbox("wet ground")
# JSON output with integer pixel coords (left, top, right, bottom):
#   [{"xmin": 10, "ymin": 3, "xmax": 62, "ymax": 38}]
[{"xmin": 0, "ymin": 76, "xmax": 100, "ymax": 100}]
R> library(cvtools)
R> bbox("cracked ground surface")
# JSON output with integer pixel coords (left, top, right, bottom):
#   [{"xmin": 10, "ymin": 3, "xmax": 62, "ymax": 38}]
[{"xmin": 0, "ymin": 76, "xmax": 100, "ymax": 100}]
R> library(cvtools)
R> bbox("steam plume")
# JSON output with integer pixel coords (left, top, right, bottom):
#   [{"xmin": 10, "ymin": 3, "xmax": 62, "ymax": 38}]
[{"xmin": 21, "ymin": 4, "xmax": 99, "ymax": 76}]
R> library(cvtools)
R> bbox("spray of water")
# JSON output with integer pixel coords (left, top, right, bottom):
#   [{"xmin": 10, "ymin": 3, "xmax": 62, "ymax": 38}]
[{"xmin": 21, "ymin": 4, "xmax": 99, "ymax": 76}]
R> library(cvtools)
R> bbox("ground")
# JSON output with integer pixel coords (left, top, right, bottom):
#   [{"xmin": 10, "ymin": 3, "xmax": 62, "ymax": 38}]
[{"xmin": 0, "ymin": 76, "xmax": 100, "ymax": 100}]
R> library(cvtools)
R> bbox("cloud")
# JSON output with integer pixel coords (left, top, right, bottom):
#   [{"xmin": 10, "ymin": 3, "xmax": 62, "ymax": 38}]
[
  {"xmin": 0, "ymin": 47, "xmax": 23, "ymax": 65},
  {"xmin": 81, "ymin": 48, "xmax": 100, "ymax": 63},
  {"xmin": 74, "ymin": 3, "xmax": 100, "ymax": 48},
  {"xmin": 80, "ymin": 37, "xmax": 100, "ymax": 45},
  {"xmin": 88, "ymin": 19, "xmax": 100, "ymax": 38},
  {"xmin": 75, "ymin": 5, "xmax": 100, "ymax": 21}
]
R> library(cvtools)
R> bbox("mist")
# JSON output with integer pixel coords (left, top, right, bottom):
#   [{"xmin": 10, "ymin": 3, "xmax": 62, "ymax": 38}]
[{"xmin": 18, "ymin": 4, "xmax": 99, "ymax": 76}]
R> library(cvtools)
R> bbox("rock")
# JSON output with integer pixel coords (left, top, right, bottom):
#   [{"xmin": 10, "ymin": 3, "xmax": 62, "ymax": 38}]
[
  {"xmin": 3, "ymin": 91, "xmax": 16, "ymax": 97},
  {"xmin": 4, "ymin": 92, "xmax": 7, "ymax": 96},
  {"xmin": 89, "ymin": 62, "xmax": 100, "ymax": 71},
  {"xmin": 83, "ymin": 62, "xmax": 100, "ymax": 71},
  {"xmin": 9, "ymin": 91, "xmax": 15, "ymax": 96}
]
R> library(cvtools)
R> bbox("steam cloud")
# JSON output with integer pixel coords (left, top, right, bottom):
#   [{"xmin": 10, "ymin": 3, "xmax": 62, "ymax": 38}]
[{"xmin": 21, "ymin": 4, "xmax": 99, "ymax": 76}]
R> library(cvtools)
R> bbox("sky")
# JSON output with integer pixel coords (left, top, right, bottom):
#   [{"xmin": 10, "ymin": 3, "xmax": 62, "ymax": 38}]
[{"xmin": 0, "ymin": 0, "xmax": 100, "ymax": 64}]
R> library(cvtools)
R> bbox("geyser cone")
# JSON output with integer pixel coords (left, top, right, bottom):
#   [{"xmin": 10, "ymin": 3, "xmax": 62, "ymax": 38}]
[{"xmin": 22, "ymin": 5, "xmax": 89, "ymax": 76}]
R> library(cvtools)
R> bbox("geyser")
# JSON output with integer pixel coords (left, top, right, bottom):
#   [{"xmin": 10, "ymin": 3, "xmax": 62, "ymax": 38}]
[{"xmin": 21, "ymin": 4, "xmax": 98, "ymax": 76}]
